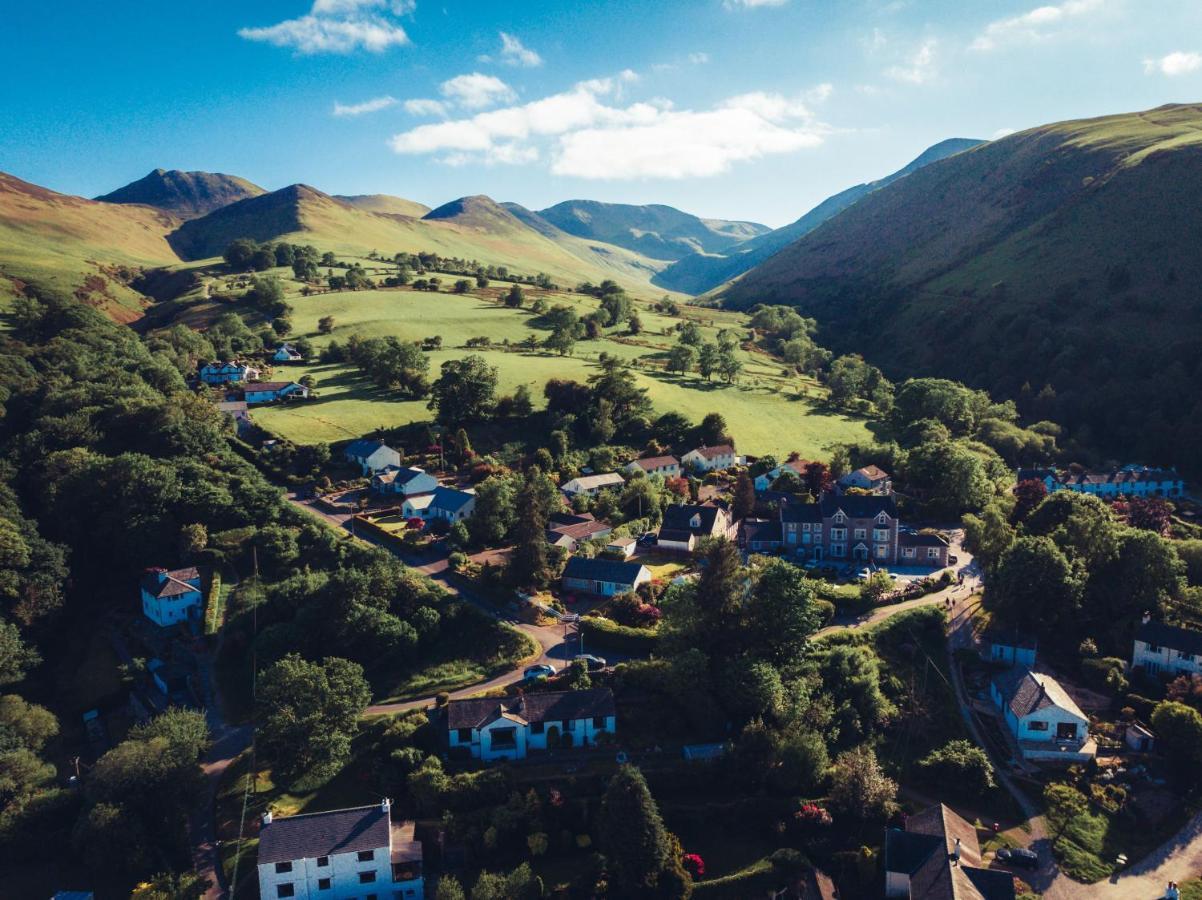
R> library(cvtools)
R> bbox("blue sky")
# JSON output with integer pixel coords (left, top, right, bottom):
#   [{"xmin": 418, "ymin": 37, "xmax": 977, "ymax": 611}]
[{"xmin": 3, "ymin": 0, "xmax": 1201, "ymax": 226}]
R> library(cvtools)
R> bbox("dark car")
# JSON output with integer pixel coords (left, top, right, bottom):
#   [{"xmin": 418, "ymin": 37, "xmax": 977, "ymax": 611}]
[
  {"xmin": 574, "ymin": 654, "xmax": 608, "ymax": 671},
  {"xmin": 996, "ymin": 847, "xmax": 1038, "ymax": 869}
]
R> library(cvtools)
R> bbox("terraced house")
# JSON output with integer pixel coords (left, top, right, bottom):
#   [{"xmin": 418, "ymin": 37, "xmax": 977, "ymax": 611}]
[
  {"xmin": 781, "ymin": 493, "xmax": 900, "ymax": 565},
  {"xmin": 446, "ymin": 688, "xmax": 616, "ymax": 761}
]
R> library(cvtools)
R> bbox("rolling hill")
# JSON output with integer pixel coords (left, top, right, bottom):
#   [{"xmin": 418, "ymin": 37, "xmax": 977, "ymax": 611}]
[
  {"xmin": 719, "ymin": 103, "xmax": 1202, "ymax": 471},
  {"xmin": 654, "ymin": 138, "xmax": 983, "ymax": 294},
  {"xmin": 536, "ymin": 199, "xmax": 770, "ymax": 261},
  {"xmin": 0, "ymin": 172, "xmax": 180, "ymax": 320},
  {"xmin": 95, "ymin": 168, "xmax": 265, "ymax": 219},
  {"xmin": 335, "ymin": 194, "xmax": 431, "ymax": 218}
]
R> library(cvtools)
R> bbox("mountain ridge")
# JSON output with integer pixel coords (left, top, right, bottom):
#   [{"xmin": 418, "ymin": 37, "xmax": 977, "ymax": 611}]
[{"xmin": 95, "ymin": 168, "xmax": 265, "ymax": 219}]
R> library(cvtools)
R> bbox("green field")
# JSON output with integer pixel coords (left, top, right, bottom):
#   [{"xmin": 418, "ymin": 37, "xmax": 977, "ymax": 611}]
[{"xmin": 251, "ymin": 285, "xmax": 870, "ymax": 458}]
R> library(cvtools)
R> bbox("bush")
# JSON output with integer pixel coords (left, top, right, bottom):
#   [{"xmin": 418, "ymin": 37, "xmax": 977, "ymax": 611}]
[
  {"xmin": 1081, "ymin": 657, "xmax": 1128, "ymax": 693},
  {"xmin": 814, "ymin": 599, "xmax": 836, "ymax": 626},
  {"xmin": 579, "ymin": 616, "xmax": 659, "ymax": 654},
  {"xmin": 917, "ymin": 739, "xmax": 996, "ymax": 799}
]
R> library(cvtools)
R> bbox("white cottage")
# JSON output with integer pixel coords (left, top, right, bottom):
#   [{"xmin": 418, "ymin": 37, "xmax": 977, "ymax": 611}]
[
  {"xmin": 140, "ymin": 567, "xmax": 203, "ymax": 628},
  {"xmin": 446, "ymin": 688, "xmax": 616, "ymax": 761},
  {"xmin": 244, "ymin": 381, "xmax": 310, "ymax": 404},
  {"xmin": 371, "ymin": 466, "xmax": 439, "ymax": 497},
  {"xmin": 990, "ymin": 669, "xmax": 1094, "ymax": 761},
  {"xmin": 561, "ymin": 556, "xmax": 650, "ymax": 597},
  {"xmin": 344, "ymin": 439, "xmax": 402, "ymax": 475},
  {"xmin": 681, "ymin": 444, "xmax": 736, "ymax": 472},
  {"xmin": 1132, "ymin": 619, "xmax": 1202, "ymax": 678},
  {"xmin": 256, "ymin": 799, "xmax": 423, "ymax": 900},
  {"xmin": 561, "ymin": 473, "xmax": 625, "ymax": 497},
  {"xmin": 273, "ymin": 342, "xmax": 304, "ymax": 362},
  {"xmin": 199, "ymin": 361, "xmax": 260, "ymax": 385},
  {"xmin": 624, "ymin": 455, "xmax": 681, "ymax": 479}
]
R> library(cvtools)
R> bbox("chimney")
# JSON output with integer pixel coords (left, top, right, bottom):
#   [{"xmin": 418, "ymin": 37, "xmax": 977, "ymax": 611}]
[
  {"xmin": 951, "ymin": 837, "xmax": 961, "ymax": 865},
  {"xmin": 1142, "ymin": 611, "xmax": 1152, "ymax": 625},
  {"xmin": 262, "ymin": 810, "xmax": 273, "ymax": 826},
  {"xmin": 381, "ymin": 797, "xmax": 391, "ymax": 814}
]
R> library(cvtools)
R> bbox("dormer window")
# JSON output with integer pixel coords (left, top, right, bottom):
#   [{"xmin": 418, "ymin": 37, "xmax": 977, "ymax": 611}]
[
  {"xmin": 833, "ymin": 512, "xmax": 846, "ymax": 524},
  {"xmin": 689, "ymin": 514, "xmax": 701, "ymax": 528},
  {"xmin": 876, "ymin": 512, "xmax": 889, "ymax": 525}
]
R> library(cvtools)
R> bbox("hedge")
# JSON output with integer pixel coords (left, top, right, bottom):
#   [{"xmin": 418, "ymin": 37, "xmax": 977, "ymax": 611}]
[
  {"xmin": 204, "ymin": 571, "xmax": 225, "ymax": 636},
  {"xmin": 580, "ymin": 616, "xmax": 660, "ymax": 654}
]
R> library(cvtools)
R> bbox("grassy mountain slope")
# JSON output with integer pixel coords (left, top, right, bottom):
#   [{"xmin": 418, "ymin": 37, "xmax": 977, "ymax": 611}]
[
  {"xmin": 537, "ymin": 199, "xmax": 770, "ymax": 261},
  {"xmin": 334, "ymin": 194, "xmax": 431, "ymax": 218},
  {"xmin": 655, "ymin": 138, "xmax": 983, "ymax": 294},
  {"xmin": 169, "ymin": 187, "xmax": 672, "ymax": 295},
  {"xmin": 95, "ymin": 168, "xmax": 265, "ymax": 219},
  {"xmin": 720, "ymin": 103, "xmax": 1202, "ymax": 470},
  {"xmin": 0, "ymin": 172, "xmax": 180, "ymax": 320}
]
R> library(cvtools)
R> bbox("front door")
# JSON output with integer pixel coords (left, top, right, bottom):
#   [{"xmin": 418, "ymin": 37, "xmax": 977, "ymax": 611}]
[{"xmin": 853, "ymin": 544, "xmax": 869, "ymax": 561}]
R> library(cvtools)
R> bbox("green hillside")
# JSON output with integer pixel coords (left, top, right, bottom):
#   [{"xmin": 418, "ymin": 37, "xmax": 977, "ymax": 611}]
[
  {"xmin": 720, "ymin": 103, "xmax": 1202, "ymax": 471},
  {"xmin": 250, "ymin": 284, "xmax": 870, "ymax": 457},
  {"xmin": 334, "ymin": 193, "xmax": 431, "ymax": 217},
  {"xmin": 95, "ymin": 168, "xmax": 265, "ymax": 219},
  {"xmin": 0, "ymin": 172, "xmax": 180, "ymax": 321},
  {"xmin": 654, "ymin": 138, "xmax": 983, "ymax": 294},
  {"xmin": 536, "ymin": 199, "xmax": 770, "ymax": 261}
]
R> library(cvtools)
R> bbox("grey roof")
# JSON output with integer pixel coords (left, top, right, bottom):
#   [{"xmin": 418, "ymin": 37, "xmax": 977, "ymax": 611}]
[
  {"xmin": 627, "ymin": 455, "xmax": 679, "ymax": 471},
  {"xmin": 661, "ymin": 504, "xmax": 723, "ymax": 536},
  {"xmin": 1016, "ymin": 468, "xmax": 1058, "ymax": 483},
  {"xmin": 562, "ymin": 555, "xmax": 646, "ymax": 586},
  {"xmin": 885, "ymin": 828, "xmax": 942, "ymax": 876},
  {"xmin": 820, "ymin": 491, "xmax": 897, "ymax": 519},
  {"xmin": 992, "ymin": 669, "xmax": 1085, "ymax": 722},
  {"xmin": 1136, "ymin": 620, "xmax": 1202, "ymax": 657},
  {"xmin": 245, "ymin": 381, "xmax": 302, "ymax": 392},
  {"xmin": 899, "ymin": 530, "xmax": 949, "ymax": 547},
  {"xmin": 430, "ymin": 485, "xmax": 474, "ymax": 512},
  {"xmin": 257, "ymin": 804, "xmax": 391, "ymax": 865},
  {"xmin": 374, "ymin": 466, "xmax": 428, "ymax": 485},
  {"xmin": 743, "ymin": 519, "xmax": 782, "ymax": 545},
  {"xmin": 141, "ymin": 567, "xmax": 201, "ymax": 599},
  {"xmin": 780, "ymin": 501, "xmax": 823, "ymax": 523},
  {"xmin": 345, "ymin": 438, "xmax": 393, "ymax": 458},
  {"xmin": 447, "ymin": 688, "xmax": 615, "ymax": 730},
  {"xmin": 887, "ymin": 804, "xmax": 1013, "ymax": 900}
]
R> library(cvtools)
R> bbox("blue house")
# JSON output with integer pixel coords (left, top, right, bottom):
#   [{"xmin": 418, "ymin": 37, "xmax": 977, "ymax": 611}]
[
  {"xmin": 985, "ymin": 628, "xmax": 1038, "ymax": 669},
  {"xmin": 141, "ymin": 566, "xmax": 203, "ymax": 628}
]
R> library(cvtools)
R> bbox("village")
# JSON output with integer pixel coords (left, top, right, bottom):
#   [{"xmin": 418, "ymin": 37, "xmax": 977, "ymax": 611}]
[{"xmin": 77, "ymin": 339, "xmax": 1200, "ymax": 900}]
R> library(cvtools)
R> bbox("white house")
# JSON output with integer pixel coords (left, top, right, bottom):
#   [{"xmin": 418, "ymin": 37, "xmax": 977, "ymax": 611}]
[
  {"xmin": 681, "ymin": 444, "xmax": 736, "ymax": 473},
  {"xmin": 656, "ymin": 504, "xmax": 735, "ymax": 553},
  {"xmin": 256, "ymin": 799, "xmax": 423, "ymax": 900},
  {"xmin": 1132, "ymin": 619, "xmax": 1202, "ymax": 678},
  {"xmin": 983, "ymin": 629, "xmax": 1038, "ymax": 670},
  {"xmin": 273, "ymin": 342, "xmax": 304, "ymax": 362},
  {"xmin": 624, "ymin": 455, "xmax": 681, "ymax": 479},
  {"xmin": 561, "ymin": 556, "xmax": 650, "ymax": 596},
  {"xmin": 244, "ymin": 382, "xmax": 310, "ymax": 404},
  {"xmin": 838, "ymin": 464, "xmax": 892, "ymax": 495},
  {"xmin": 140, "ymin": 567, "xmax": 203, "ymax": 628},
  {"xmin": 605, "ymin": 536, "xmax": 638, "ymax": 559},
  {"xmin": 884, "ymin": 804, "xmax": 1013, "ymax": 900},
  {"xmin": 754, "ymin": 459, "xmax": 808, "ymax": 492},
  {"xmin": 561, "ymin": 473, "xmax": 625, "ymax": 497},
  {"xmin": 990, "ymin": 669, "xmax": 1094, "ymax": 761},
  {"xmin": 428, "ymin": 486, "xmax": 476, "ymax": 523},
  {"xmin": 344, "ymin": 439, "xmax": 402, "ymax": 475},
  {"xmin": 371, "ymin": 466, "xmax": 439, "ymax": 497},
  {"xmin": 446, "ymin": 688, "xmax": 616, "ymax": 761},
  {"xmin": 401, "ymin": 493, "xmax": 436, "ymax": 519},
  {"xmin": 199, "ymin": 361, "xmax": 260, "ymax": 385}
]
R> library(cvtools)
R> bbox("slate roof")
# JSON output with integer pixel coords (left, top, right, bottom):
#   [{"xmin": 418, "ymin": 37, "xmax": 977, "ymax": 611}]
[
  {"xmin": 562, "ymin": 555, "xmax": 647, "ymax": 586},
  {"xmin": 886, "ymin": 804, "xmax": 1014, "ymax": 900},
  {"xmin": 661, "ymin": 504, "xmax": 725, "ymax": 536},
  {"xmin": 447, "ymin": 688, "xmax": 616, "ymax": 730},
  {"xmin": 244, "ymin": 381, "xmax": 301, "ymax": 393},
  {"xmin": 780, "ymin": 501, "xmax": 823, "ymax": 523},
  {"xmin": 564, "ymin": 473, "xmax": 625, "ymax": 492},
  {"xmin": 743, "ymin": 519, "xmax": 782, "ymax": 545},
  {"xmin": 820, "ymin": 491, "xmax": 897, "ymax": 519},
  {"xmin": 899, "ymin": 530, "xmax": 949, "ymax": 547},
  {"xmin": 257, "ymin": 804, "xmax": 391, "ymax": 866},
  {"xmin": 345, "ymin": 438, "xmax": 393, "ymax": 459},
  {"xmin": 852, "ymin": 464, "xmax": 890, "ymax": 481},
  {"xmin": 430, "ymin": 485, "xmax": 474, "ymax": 513},
  {"xmin": 656, "ymin": 528, "xmax": 697, "ymax": 544},
  {"xmin": 1016, "ymin": 468, "xmax": 1058, "ymax": 483},
  {"xmin": 374, "ymin": 466, "xmax": 429, "ymax": 486},
  {"xmin": 627, "ymin": 455, "xmax": 679, "ymax": 471},
  {"xmin": 992, "ymin": 669, "xmax": 1085, "ymax": 722},
  {"xmin": 1136, "ymin": 620, "xmax": 1202, "ymax": 657},
  {"xmin": 547, "ymin": 518, "xmax": 612, "ymax": 542},
  {"xmin": 141, "ymin": 567, "xmax": 201, "ymax": 599}
]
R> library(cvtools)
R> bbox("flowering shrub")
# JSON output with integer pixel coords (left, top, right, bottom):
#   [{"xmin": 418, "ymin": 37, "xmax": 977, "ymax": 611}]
[
  {"xmin": 682, "ymin": 853, "xmax": 706, "ymax": 878},
  {"xmin": 795, "ymin": 803, "xmax": 833, "ymax": 828}
]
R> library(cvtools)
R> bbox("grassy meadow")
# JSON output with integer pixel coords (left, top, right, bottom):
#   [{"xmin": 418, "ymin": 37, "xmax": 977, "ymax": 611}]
[{"xmin": 251, "ymin": 281, "xmax": 870, "ymax": 458}]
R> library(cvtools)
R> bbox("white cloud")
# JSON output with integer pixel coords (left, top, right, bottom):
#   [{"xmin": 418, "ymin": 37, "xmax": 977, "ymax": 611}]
[
  {"xmin": 991, "ymin": 127, "xmax": 1017, "ymax": 139},
  {"xmin": 688, "ymin": 52, "xmax": 710, "ymax": 64},
  {"xmin": 1144, "ymin": 51, "xmax": 1202, "ymax": 76},
  {"xmin": 970, "ymin": 0, "xmax": 1103, "ymax": 51},
  {"xmin": 239, "ymin": 0, "xmax": 410, "ymax": 54},
  {"xmin": 806, "ymin": 82, "xmax": 834, "ymax": 103},
  {"xmin": 390, "ymin": 79, "xmax": 826, "ymax": 178},
  {"xmin": 404, "ymin": 98, "xmax": 447, "ymax": 116},
  {"xmin": 493, "ymin": 31, "xmax": 542, "ymax": 67},
  {"xmin": 863, "ymin": 28, "xmax": 887, "ymax": 53},
  {"xmin": 619, "ymin": 68, "xmax": 640, "ymax": 82},
  {"xmin": 885, "ymin": 39, "xmax": 937, "ymax": 84},
  {"xmin": 440, "ymin": 73, "xmax": 516, "ymax": 109},
  {"xmin": 333, "ymin": 95, "xmax": 398, "ymax": 116},
  {"xmin": 724, "ymin": 0, "xmax": 789, "ymax": 8}
]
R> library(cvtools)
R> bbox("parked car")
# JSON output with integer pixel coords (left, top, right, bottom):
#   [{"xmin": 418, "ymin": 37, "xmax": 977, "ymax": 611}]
[
  {"xmin": 574, "ymin": 654, "xmax": 608, "ymax": 671},
  {"xmin": 523, "ymin": 664, "xmax": 557, "ymax": 680},
  {"xmin": 949, "ymin": 554, "xmax": 959, "ymax": 565},
  {"xmin": 996, "ymin": 847, "xmax": 1038, "ymax": 869},
  {"xmin": 803, "ymin": 559, "xmax": 820, "ymax": 571},
  {"xmin": 638, "ymin": 532, "xmax": 657, "ymax": 545},
  {"xmin": 856, "ymin": 568, "xmax": 873, "ymax": 581}
]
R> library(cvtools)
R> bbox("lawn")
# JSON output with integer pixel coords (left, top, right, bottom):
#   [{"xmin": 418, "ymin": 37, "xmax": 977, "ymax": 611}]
[{"xmin": 253, "ymin": 286, "xmax": 871, "ymax": 458}]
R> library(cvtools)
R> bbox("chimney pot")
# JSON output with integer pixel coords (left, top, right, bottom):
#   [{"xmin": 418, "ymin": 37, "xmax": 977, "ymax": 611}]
[
  {"xmin": 381, "ymin": 797, "xmax": 391, "ymax": 814},
  {"xmin": 262, "ymin": 810, "xmax": 273, "ymax": 826}
]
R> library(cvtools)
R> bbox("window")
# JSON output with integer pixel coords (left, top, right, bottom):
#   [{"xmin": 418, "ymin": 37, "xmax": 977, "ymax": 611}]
[
  {"xmin": 813, "ymin": 525, "xmax": 822, "ymax": 534},
  {"xmin": 927, "ymin": 547, "xmax": 940, "ymax": 559},
  {"xmin": 593, "ymin": 716, "xmax": 606, "ymax": 728},
  {"xmin": 358, "ymin": 850, "xmax": 375, "ymax": 862},
  {"xmin": 875, "ymin": 545, "xmax": 889, "ymax": 558},
  {"xmin": 1147, "ymin": 643, "xmax": 1159, "ymax": 653},
  {"xmin": 275, "ymin": 862, "xmax": 293, "ymax": 874},
  {"xmin": 802, "ymin": 522, "xmax": 811, "ymax": 532},
  {"xmin": 877, "ymin": 512, "xmax": 889, "ymax": 525},
  {"xmin": 457, "ymin": 727, "xmax": 472, "ymax": 742},
  {"xmin": 833, "ymin": 512, "xmax": 846, "ymax": 524},
  {"xmin": 530, "ymin": 722, "xmax": 544, "ymax": 735},
  {"xmin": 317, "ymin": 856, "xmax": 329, "ymax": 868},
  {"xmin": 319, "ymin": 879, "xmax": 332, "ymax": 891},
  {"xmin": 277, "ymin": 886, "xmax": 295, "ymax": 899},
  {"xmin": 873, "ymin": 529, "xmax": 889, "ymax": 542},
  {"xmin": 1028, "ymin": 721, "xmax": 1048, "ymax": 731},
  {"xmin": 360, "ymin": 872, "xmax": 378, "ymax": 884},
  {"xmin": 830, "ymin": 544, "xmax": 846, "ymax": 558},
  {"xmin": 830, "ymin": 528, "xmax": 847, "ymax": 541},
  {"xmin": 903, "ymin": 548, "xmax": 916, "ymax": 559},
  {"xmin": 854, "ymin": 528, "xmax": 866, "ymax": 540}
]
